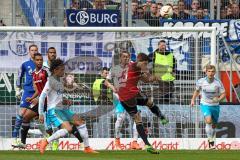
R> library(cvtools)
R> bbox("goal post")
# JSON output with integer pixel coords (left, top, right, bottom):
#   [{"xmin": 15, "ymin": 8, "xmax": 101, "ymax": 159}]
[{"xmin": 0, "ymin": 26, "xmax": 217, "ymax": 142}]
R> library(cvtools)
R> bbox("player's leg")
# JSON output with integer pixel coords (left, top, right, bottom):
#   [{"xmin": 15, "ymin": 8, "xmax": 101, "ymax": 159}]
[
  {"xmin": 138, "ymin": 94, "xmax": 168, "ymax": 125},
  {"xmin": 114, "ymin": 112, "xmax": 126, "ymax": 150},
  {"xmin": 200, "ymin": 104, "xmax": 216, "ymax": 149},
  {"xmin": 19, "ymin": 106, "xmax": 38, "ymax": 148},
  {"xmin": 71, "ymin": 113, "xmax": 98, "ymax": 153},
  {"xmin": 121, "ymin": 99, "xmax": 159, "ymax": 154},
  {"xmin": 130, "ymin": 122, "xmax": 141, "ymax": 150},
  {"xmin": 12, "ymin": 91, "xmax": 34, "ymax": 141},
  {"xmin": 209, "ymin": 105, "xmax": 220, "ymax": 149},
  {"xmin": 39, "ymin": 109, "xmax": 72, "ymax": 154}
]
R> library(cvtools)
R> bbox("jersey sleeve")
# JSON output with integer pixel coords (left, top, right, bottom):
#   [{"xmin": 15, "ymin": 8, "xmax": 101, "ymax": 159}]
[
  {"xmin": 107, "ymin": 68, "xmax": 113, "ymax": 80},
  {"xmin": 16, "ymin": 63, "xmax": 25, "ymax": 88},
  {"xmin": 195, "ymin": 79, "xmax": 202, "ymax": 91},
  {"xmin": 218, "ymin": 80, "xmax": 225, "ymax": 94},
  {"xmin": 38, "ymin": 81, "xmax": 50, "ymax": 115}
]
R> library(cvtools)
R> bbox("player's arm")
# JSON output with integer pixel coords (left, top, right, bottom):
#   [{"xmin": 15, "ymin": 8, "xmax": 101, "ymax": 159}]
[
  {"xmin": 26, "ymin": 82, "xmax": 39, "ymax": 102},
  {"xmin": 38, "ymin": 81, "xmax": 49, "ymax": 123},
  {"xmin": 104, "ymin": 79, "xmax": 117, "ymax": 93},
  {"xmin": 191, "ymin": 90, "xmax": 200, "ymax": 107},
  {"xmin": 213, "ymin": 81, "xmax": 226, "ymax": 103},
  {"xmin": 15, "ymin": 63, "xmax": 25, "ymax": 99}
]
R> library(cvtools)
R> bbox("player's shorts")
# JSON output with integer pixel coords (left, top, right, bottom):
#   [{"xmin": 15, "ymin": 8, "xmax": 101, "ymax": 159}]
[
  {"xmin": 200, "ymin": 103, "xmax": 220, "ymax": 124},
  {"xmin": 55, "ymin": 108, "xmax": 75, "ymax": 123},
  {"xmin": 113, "ymin": 99, "xmax": 125, "ymax": 114},
  {"xmin": 44, "ymin": 112, "xmax": 52, "ymax": 131},
  {"xmin": 47, "ymin": 108, "xmax": 64, "ymax": 128},
  {"xmin": 20, "ymin": 90, "xmax": 35, "ymax": 108},
  {"xmin": 28, "ymin": 104, "xmax": 39, "ymax": 114},
  {"xmin": 120, "ymin": 93, "xmax": 148, "ymax": 116}
]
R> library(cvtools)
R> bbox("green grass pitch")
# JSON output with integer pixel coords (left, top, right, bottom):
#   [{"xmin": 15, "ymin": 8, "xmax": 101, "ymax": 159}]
[{"xmin": 0, "ymin": 150, "xmax": 240, "ymax": 160}]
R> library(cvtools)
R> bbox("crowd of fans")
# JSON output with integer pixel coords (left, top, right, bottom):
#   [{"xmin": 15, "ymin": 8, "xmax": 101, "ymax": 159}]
[{"xmin": 66, "ymin": 0, "xmax": 240, "ymax": 26}]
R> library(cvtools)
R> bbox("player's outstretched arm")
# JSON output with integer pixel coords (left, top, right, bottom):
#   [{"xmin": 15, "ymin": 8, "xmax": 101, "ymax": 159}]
[
  {"xmin": 191, "ymin": 90, "xmax": 200, "ymax": 107},
  {"xmin": 104, "ymin": 79, "xmax": 117, "ymax": 93}
]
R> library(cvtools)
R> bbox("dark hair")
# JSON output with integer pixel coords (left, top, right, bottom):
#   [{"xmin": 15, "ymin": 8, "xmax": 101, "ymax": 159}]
[
  {"xmin": 50, "ymin": 59, "xmax": 64, "ymax": 73},
  {"xmin": 158, "ymin": 40, "xmax": 166, "ymax": 45},
  {"xmin": 47, "ymin": 47, "xmax": 56, "ymax": 53},
  {"xmin": 137, "ymin": 53, "xmax": 149, "ymax": 62},
  {"xmin": 102, "ymin": 67, "xmax": 109, "ymax": 71},
  {"xmin": 34, "ymin": 53, "xmax": 42, "ymax": 59},
  {"xmin": 29, "ymin": 44, "xmax": 38, "ymax": 50}
]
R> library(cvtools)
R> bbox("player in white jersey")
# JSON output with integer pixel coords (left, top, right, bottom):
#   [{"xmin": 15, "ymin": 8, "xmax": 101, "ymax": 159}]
[
  {"xmin": 191, "ymin": 65, "xmax": 226, "ymax": 149},
  {"xmin": 107, "ymin": 51, "xmax": 141, "ymax": 150},
  {"xmin": 38, "ymin": 59, "xmax": 98, "ymax": 154}
]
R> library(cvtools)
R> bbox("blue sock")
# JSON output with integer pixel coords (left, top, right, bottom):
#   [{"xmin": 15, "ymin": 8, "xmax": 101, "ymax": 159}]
[{"xmin": 12, "ymin": 115, "xmax": 23, "ymax": 138}]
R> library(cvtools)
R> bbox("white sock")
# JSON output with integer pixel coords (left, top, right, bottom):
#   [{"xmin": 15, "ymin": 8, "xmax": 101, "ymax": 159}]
[
  {"xmin": 212, "ymin": 128, "xmax": 216, "ymax": 141},
  {"xmin": 205, "ymin": 124, "xmax": 213, "ymax": 141},
  {"xmin": 132, "ymin": 122, "xmax": 138, "ymax": 141},
  {"xmin": 47, "ymin": 129, "xmax": 68, "ymax": 143},
  {"xmin": 115, "ymin": 113, "xmax": 125, "ymax": 138},
  {"xmin": 77, "ymin": 124, "xmax": 89, "ymax": 147}
]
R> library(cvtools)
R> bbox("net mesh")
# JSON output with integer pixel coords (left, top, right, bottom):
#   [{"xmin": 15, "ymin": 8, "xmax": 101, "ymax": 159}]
[{"xmin": 0, "ymin": 30, "xmax": 214, "ymax": 138}]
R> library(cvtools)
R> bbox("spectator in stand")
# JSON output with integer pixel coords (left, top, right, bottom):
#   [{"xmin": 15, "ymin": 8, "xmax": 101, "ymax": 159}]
[
  {"xmin": 70, "ymin": 0, "xmax": 93, "ymax": 10},
  {"xmin": 71, "ymin": 0, "xmax": 80, "ymax": 9},
  {"xmin": 172, "ymin": 5, "xmax": 179, "ymax": 16},
  {"xmin": 189, "ymin": 0, "xmax": 200, "ymax": 19},
  {"xmin": 226, "ymin": 5, "xmax": 233, "ymax": 18},
  {"xmin": 136, "ymin": 7, "xmax": 145, "ymax": 19},
  {"xmin": 220, "ymin": 7, "xmax": 227, "ymax": 19},
  {"xmin": 132, "ymin": 1, "xmax": 139, "ymax": 19},
  {"xmin": 203, "ymin": 9, "xmax": 210, "ymax": 19},
  {"xmin": 173, "ymin": 0, "xmax": 190, "ymax": 19},
  {"xmin": 144, "ymin": 3, "xmax": 160, "ymax": 26},
  {"xmin": 93, "ymin": 0, "xmax": 106, "ymax": 10},
  {"xmin": 0, "ymin": 19, "xmax": 6, "ymax": 26},
  {"xmin": 226, "ymin": 3, "xmax": 240, "ymax": 19},
  {"xmin": 157, "ymin": 2, "xmax": 163, "ymax": 14},
  {"xmin": 145, "ymin": 0, "xmax": 153, "ymax": 12}
]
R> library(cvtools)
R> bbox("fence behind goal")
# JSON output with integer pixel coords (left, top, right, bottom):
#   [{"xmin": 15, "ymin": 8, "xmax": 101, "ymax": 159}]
[{"xmin": 0, "ymin": 27, "xmax": 216, "ymax": 139}]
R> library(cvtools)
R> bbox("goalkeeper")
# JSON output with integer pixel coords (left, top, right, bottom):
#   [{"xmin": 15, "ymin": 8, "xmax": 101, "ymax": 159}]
[
  {"xmin": 191, "ymin": 64, "xmax": 225, "ymax": 150},
  {"xmin": 12, "ymin": 44, "xmax": 38, "ymax": 147}
]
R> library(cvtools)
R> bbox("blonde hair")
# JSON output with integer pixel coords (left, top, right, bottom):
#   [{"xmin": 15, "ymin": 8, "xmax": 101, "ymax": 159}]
[{"xmin": 205, "ymin": 64, "xmax": 216, "ymax": 71}]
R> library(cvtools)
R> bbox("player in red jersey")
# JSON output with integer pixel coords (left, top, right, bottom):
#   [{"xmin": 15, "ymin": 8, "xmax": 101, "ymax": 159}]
[{"xmin": 105, "ymin": 52, "xmax": 168, "ymax": 154}]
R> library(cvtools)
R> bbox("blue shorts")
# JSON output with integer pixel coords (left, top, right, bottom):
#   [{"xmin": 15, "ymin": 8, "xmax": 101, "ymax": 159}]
[
  {"xmin": 113, "ymin": 99, "xmax": 125, "ymax": 114},
  {"xmin": 47, "ymin": 108, "xmax": 64, "ymax": 128},
  {"xmin": 200, "ymin": 104, "xmax": 220, "ymax": 124},
  {"xmin": 20, "ymin": 90, "xmax": 35, "ymax": 108},
  {"xmin": 44, "ymin": 112, "xmax": 52, "ymax": 131},
  {"xmin": 55, "ymin": 108, "xmax": 75, "ymax": 123}
]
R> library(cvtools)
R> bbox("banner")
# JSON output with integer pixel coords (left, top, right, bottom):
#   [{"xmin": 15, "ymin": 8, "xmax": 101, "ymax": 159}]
[
  {"xmin": 19, "ymin": 0, "xmax": 45, "ymax": 26},
  {"xmin": 66, "ymin": 9, "xmax": 120, "ymax": 27},
  {"xmin": 1, "ymin": 138, "xmax": 240, "ymax": 150},
  {"xmin": 0, "ymin": 32, "xmax": 115, "ymax": 73}
]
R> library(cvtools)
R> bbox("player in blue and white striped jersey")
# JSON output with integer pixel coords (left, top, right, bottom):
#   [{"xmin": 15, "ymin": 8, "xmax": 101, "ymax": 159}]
[{"xmin": 191, "ymin": 64, "xmax": 226, "ymax": 149}]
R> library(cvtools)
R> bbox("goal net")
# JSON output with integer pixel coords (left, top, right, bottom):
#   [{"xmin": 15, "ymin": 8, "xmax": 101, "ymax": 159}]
[{"xmin": 0, "ymin": 27, "xmax": 216, "ymax": 139}]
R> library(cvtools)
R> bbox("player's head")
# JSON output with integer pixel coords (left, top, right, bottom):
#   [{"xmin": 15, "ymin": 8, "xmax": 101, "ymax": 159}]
[
  {"xmin": 29, "ymin": 44, "xmax": 38, "ymax": 59},
  {"xmin": 158, "ymin": 40, "xmax": 166, "ymax": 52},
  {"xmin": 65, "ymin": 73, "xmax": 75, "ymax": 86},
  {"xmin": 101, "ymin": 67, "xmax": 109, "ymax": 78},
  {"xmin": 136, "ymin": 53, "xmax": 149, "ymax": 68},
  {"xmin": 205, "ymin": 64, "xmax": 216, "ymax": 79},
  {"xmin": 119, "ymin": 50, "xmax": 130, "ymax": 66},
  {"xmin": 33, "ymin": 53, "xmax": 43, "ymax": 69},
  {"xmin": 50, "ymin": 59, "xmax": 65, "ymax": 77},
  {"xmin": 47, "ymin": 47, "xmax": 57, "ymax": 62}
]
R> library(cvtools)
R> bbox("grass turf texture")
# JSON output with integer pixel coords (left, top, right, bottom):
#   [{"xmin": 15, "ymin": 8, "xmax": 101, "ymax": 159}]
[{"xmin": 0, "ymin": 150, "xmax": 239, "ymax": 160}]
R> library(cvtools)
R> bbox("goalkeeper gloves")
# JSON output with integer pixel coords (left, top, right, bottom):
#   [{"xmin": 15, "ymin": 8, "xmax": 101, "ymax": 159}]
[{"xmin": 15, "ymin": 87, "xmax": 23, "ymax": 100}]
